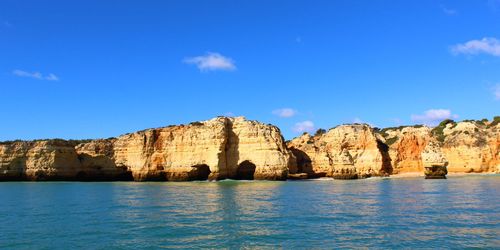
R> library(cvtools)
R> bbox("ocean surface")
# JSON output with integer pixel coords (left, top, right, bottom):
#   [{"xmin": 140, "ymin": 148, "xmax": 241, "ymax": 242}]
[{"xmin": 1, "ymin": 175, "xmax": 499, "ymax": 249}]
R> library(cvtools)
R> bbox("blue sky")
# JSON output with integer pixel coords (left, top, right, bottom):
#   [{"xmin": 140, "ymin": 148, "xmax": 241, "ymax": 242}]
[{"xmin": 1, "ymin": 0, "xmax": 499, "ymax": 140}]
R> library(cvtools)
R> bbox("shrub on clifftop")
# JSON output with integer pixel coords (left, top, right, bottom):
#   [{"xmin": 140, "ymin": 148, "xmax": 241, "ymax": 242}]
[{"xmin": 431, "ymin": 119, "xmax": 456, "ymax": 143}]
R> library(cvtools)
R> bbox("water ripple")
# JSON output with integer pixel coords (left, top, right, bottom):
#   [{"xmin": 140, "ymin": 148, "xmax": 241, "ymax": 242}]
[{"xmin": 0, "ymin": 176, "xmax": 499, "ymax": 249}]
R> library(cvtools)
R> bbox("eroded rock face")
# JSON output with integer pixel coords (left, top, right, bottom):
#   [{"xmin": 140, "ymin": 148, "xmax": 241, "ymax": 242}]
[
  {"xmin": 75, "ymin": 139, "xmax": 132, "ymax": 181},
  {"xmin": 0, "ymin": 140, "xmax": 82, "ymax": 180},
  {"xmin": 422, "ymin": 141, "xmax": 448, "ymax": 167},
  {"xmin": 379, "ymin": 126, "xmax": 432, "ymax": 174},
  {"xmin": 111, "ymin": 118, "xmax": 228, "ymax": 181},
  {"xmin": 441, "ymin": 121, "xmax": 499, "ymax": 173},
  {"xmin": 225, "ymin": 117, "xmax": 293, "ymax": 180},
  {"xmin": 288, "ymin": 124, "xmax": 391, "ymax": 179},
  {"xmin": 0, "ymin": 117, "xmax": 294, "ymax": 181},
  {"xmin": 108, "ymin": 117, "xmax": 294, "ymax": 181},
  {"xmin": 422, "ymin": 141, "xmax": 448, "ymax": 179},
  {"xmin": 288, "ymin": 118, "xmax": 499, "ymax": 178},
  {"xmin": 1, "ymin": 117, "xmax": 498, "ymax": 181}
]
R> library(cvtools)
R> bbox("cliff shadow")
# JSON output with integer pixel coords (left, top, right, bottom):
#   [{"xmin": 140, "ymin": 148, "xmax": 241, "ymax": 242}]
[
  {"xmin": 289, "ymin": 148, "xmax": 326, "ymax": 178},
  {"xmin": 224, "ymin": 119, "xmax": 240, "ymax": 179},
  {"xmin": 376, "ymin": 140, "xmax": 393, "ymax": 175},
  {"xmin": 77, "ymin": 153, "xmax": 134, "ymax": 181}
]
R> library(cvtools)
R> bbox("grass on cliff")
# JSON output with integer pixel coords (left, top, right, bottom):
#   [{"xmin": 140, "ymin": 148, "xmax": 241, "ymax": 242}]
[
  {"xmin": 385, "ymin": 136, "xmax": 399, "ymax": 145},
  {"xmin": 314, "ymin": 129, "xmax": 326, "ymax": 137},
  {"xmin": 431, "ymin": 119, "xmax": 456, "ymax": 143},
  {"xmin": 489, "ymin": 116, "xmax": 500, "ymax": 127},
  {"xmin": 0, "ymin": 138, "xmax": 95, "ymax": 146},
  {"xmin": 374, "ymin": 125, "xmax": 424, "ymax": 138}
]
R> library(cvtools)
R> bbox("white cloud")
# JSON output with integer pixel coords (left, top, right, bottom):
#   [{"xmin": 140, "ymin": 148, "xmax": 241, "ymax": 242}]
[
  {"xmin": 292, "ymin": 121, "xmax": 315, "ymax": 133},
  {"xmin": 411, "ymin": 109, "xmax": 459, "ymax": 126},
  {"xmin": 352, "ymin": 117, "xmax": 363, "ymax": 124},
  {"xmin": 184, "ymin": 52, "xmax": 236, "ymax": 71},
  {"xmin": 392, "ymin": 118, "xmax": 403, "ymax": 126},
  {"xmin": 12, "ymin": 70, "xmax": 59, "ymax": 81},
  {"xmin": 494, "ymin": 84, "xmax": 500, "ymax": 100},
  {"xmin": 45, "ymin": 73, "xmax": 59, "ymax": 81},
  {"xmin": 441, "ymin": 5, "xmax": 458, "ymax": 15},
  {"xmin": 451, "ymin": 37, "xmax": 500, "ymax": 57},
  {"xmin": 272, "ymin": 108, "xmax": 297, "ymax": 118}
]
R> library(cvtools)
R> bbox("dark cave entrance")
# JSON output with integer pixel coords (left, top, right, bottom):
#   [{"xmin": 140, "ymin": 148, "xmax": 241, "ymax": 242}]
[
  {"xmin": 190, "ymin": 164, "xmax": 211, "ymax": 181},
  {"xmin": 235, "ymin": 160, "xmax": 256, "ymax": 180}
]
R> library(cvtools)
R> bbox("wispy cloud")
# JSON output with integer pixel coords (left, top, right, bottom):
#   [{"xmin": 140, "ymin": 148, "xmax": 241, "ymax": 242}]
[
  {"xmin": 411, "ymin": 109, "xmax": 459, "ymax": 126},
  {"xmin": 441, "ymin": 5, "xmax": 458, "ymax": 15},
  {"xmin": 3, "ymin": 21, "xmax": 12, "ymax": 28},
  {"xmin": 12, "ymin": 70, "xmax": 59, "ymax": 81},
  {"xmin": 392, "ymin": 118, "xmax": 403, "ymax": 126},
  {"xmin": 352, "ymin": 117, "xmax": 364, "ymax": 124},
  {"xmin": 493, "ymin": 84, "xmax": 500, "ymax": 100},
  {"xmin": 451, "ymin": 37, "xmax": 500, "ymax": 57},
  {"xmin": 183, "ymin": 52, "xmax": 236, "ymax": 71},
  {"xmin": 272, "ymin": 108, "xmax": 297, "ymax": 118},
  {"xmin": 292, "ymin": 121, "xmax": 315, "ymax": 133}
]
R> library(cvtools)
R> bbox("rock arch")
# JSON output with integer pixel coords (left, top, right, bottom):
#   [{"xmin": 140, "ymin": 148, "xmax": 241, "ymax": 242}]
[{"xmin": 235, "ymin": 160, "xmax": 256, "ymax": 180}]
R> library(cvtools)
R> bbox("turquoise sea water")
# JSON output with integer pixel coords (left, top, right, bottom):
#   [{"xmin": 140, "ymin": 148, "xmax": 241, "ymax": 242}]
[{"xmin": 1, "ymin": 176, "xmax": 499, "ymax": 249}]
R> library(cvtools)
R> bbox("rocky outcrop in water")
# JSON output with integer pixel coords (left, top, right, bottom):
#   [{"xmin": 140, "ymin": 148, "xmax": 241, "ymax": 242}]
[
  {"xmin": 0, "ymin": 117, "xmax": 294, "ymax": 181},
  {"xmin": 422, "ymin": 141, "xmax": 448, "ymax": 179}
]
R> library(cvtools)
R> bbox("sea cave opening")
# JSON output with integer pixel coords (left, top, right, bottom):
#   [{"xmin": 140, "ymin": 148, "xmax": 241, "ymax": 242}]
[
  {"xmin": 190, "ymin": 164, "xmax": 211, "ymax": 181},
  {"xmin": 235, "ymin": 160, "xmax": 256, "ymax": 180}
]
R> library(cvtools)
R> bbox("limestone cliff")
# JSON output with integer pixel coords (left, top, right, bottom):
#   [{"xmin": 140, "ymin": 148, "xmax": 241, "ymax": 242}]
[
  {"xmin": 0, "ymin": 117, "xmax": 294, "ymax": 181},
  {"xmin": 287, "ymin": 124, "xmax": 391, "ymax": 179},
  {"xmin": 378, "ymin": 126, "xmax": 431, "ymax": 174},
  {"xmin": 0, "ymin": 140, "xmax": 84, "ymax": 180},
  {"xmin": 440, "ymin": 120, "xmax": 499, "ymax": 173},
  {"xmin": 288, "ymin": 117, "xmax": 499, "ymax": 178},
  {"xmin": 1, "ymin": 116, "xmax": 498, "ymax": 181}
]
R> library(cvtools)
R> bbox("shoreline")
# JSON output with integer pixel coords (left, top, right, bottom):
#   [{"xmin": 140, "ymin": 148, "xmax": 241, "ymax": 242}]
[
  {"xmin": 389, "ymin": 171, "xmax": 499, "ymax": 179},
  {"xmin": 1, "ymin": 172, "xmax": 498, "ymax": 183}
]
